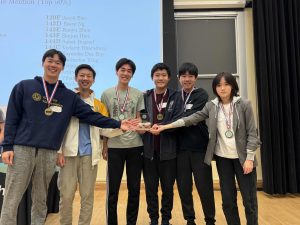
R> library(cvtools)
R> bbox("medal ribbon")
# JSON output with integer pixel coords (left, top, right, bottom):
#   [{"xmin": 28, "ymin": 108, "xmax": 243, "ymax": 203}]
[
  {"xmin": 115, "ymin": 86, "xmax": 130, "ymax": 114},
  {"xmin": 181, "ymin": 88, "xmax": 194, "ymax": 112},
  {"xmin": 42, "ymin": 78, "xmax": 59, "ymax": 107},
  {"xmin": 154, "ymin": 89, "xmax": 167, "ymax": 113},
  {"xmin": 220, "ymin": 103, "xmax": 233, "ymax": 130}
]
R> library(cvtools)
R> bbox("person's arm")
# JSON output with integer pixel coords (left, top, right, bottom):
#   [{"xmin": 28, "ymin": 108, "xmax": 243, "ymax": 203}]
[
  {"xmin": 243, "ymin": 100, "xmax": 261, "ymax": 174},
  {"xmin": 72, "ymin": 95, "xmax": 138, "ymax": 130},
  {"xmin": 150, "ymin": 102, "xmax": 210, "ymax": 135},
  {"xmin": 1, "ymin": 83, "xmax": 24, "ymax": 165},
  {"xmin": 182, "ymin": 103, "xmax": 209, "ymax": 127}
]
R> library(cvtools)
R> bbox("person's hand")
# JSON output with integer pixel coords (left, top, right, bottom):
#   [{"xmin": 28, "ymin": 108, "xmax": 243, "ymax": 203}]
[
  {"xmin": 120, "ymin": 119, "xmax": 140, "ymax": 131},
  {"xmin": 1, "ymin": 151, "xmax": 14, "ymax": 165},
  {"xmin": 57, "ymin": 153, "xmax": 65, "ymax": 167},
  {"xmin": 136, "ymin": 129, "xmax": 146, "ymax": 134},
  {"xmin": 149, "ymin": 124, "xmax": 165, "ymax": 135},
  {"xmin": 102, "ymin": 145, "xmax": 108, "ymax": 161},
  {"xmin": 243, "ymin": 160, "xmax": 254, "ymax": 174}
]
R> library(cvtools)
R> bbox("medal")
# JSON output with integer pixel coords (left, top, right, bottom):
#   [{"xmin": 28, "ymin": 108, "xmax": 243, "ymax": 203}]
[
  {"xmin": 154, "ymin": 89, "xmax": 167, "ymax": 121},
  {"xmin": 225, "ymin": 130, "xmax": 234, "ymax": 138},
  {"xmin": 220, "ymin": 102, "xmax": 234, "ymax": 139},
  {"xmin": 115, "ymin": 87, "xmax": 130, "ymax": 120},
  {"xmin": 119, "ymin": 114, "xmax": 125, "ymax": 120},
  {"xmin": 42, "ymin": 78, "xmax": 59, "ymax": 117},
  {"xmin": 44, "ymin": 107, "xmax": 53, "ymax": 116},
  {"xmin": 157, "ymin": 113, "xmax": 164, "ymax": 121}
]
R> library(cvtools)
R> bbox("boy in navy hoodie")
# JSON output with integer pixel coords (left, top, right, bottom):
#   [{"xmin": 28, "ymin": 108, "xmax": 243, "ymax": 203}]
[
  {"xmin": 0, "ymin": 49, "xmax": 137, "ymax": 225},
  {"xmin": 176, "ymin": 63, "xmax": 215, "ymax": 225},
  {"xmin": 143, "ymin": 63, "xmax": 183, "ymax": 225}
]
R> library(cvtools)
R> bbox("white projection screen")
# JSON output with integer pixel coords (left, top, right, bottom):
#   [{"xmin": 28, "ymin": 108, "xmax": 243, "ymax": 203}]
[{"xmin": 0, "ymin": 0, "xmax": 162, "ymax": 106}]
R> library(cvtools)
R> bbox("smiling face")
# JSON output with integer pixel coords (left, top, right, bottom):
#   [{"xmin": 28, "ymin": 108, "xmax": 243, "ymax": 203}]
[
  {"xmin": 178, "ymin": 72, "xmax": 197, "ymax": 92},
  {"xmin": 116, "ymin": 63, "xmax": 133, "ymax": 85},
  {"xmin": 75, "ymin": 68, "xmax": 94, "ymax": 91},
  {"xmin": 43, "ymin": 54, "xmax": 64, "ymax": 83},
  {"xmin": 152, "ymin": 69, "xmax": 170, "ymax": 90}
]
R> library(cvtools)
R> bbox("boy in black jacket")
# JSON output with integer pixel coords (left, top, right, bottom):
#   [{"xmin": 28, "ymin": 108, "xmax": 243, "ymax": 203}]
[
  {"xmin": 0, "ymin": 49, "xmax": 137, "ymax": 225},
  {"xmin": 176, "ymin": 63, "xmax": 216, "ymax": 225},
  {"xmin": 142, "ymin": 63, "xmax": 182, "ymax": 225}
]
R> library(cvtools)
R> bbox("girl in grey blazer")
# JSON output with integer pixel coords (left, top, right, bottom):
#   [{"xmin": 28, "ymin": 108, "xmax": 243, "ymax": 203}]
[{"xmin": 152, "ymin": 72, "xmax": 261, "ymax": 225}]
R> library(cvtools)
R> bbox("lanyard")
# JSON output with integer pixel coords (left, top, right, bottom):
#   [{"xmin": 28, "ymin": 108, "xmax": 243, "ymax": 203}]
[
  {"xmin": 154, "ymin": 89, "xmax": 167, "ymax": 113},
  {"xmin": 220, "ymin": 102, "xmax": 233, "ymax": 130},
  {"xmin": 181, "ymin": 88, "xmax": 194, "ymax": 111},
  {"xmin": 115, "ymin": 86, "xmax": 130, "ymax": 113},
  {"xmin": 42, "ymin": 78, "xmax": 59, "ymax": 107}
]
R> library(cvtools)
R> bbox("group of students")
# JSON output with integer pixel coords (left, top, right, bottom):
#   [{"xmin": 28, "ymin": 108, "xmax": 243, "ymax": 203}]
[{"xmin": 0, "ymin": 48, "xmax": 260, "ymax": 225}]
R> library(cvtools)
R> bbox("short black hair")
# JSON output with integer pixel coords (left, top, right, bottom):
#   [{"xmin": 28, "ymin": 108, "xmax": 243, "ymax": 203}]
[
  {"xmin": 115, "ymin": 58, "xmax": 136, "ymax": 75},
  {"xmin": 75, "ymin": 64, "xmax": 96, "ymax": 78},
  {"xmin": 151, "ymin": 63, "xmax": 171, "ymax": 78},
  {"xmin": 212, "ymin": 72, "xmax": 239, "ymax": 100},
  {"xmin": 42, "ymin": 49, "xmax": 66, "ymax": 66},
  {"xmin": 178, "ymin": 62, "xmax": 198, "ymax": 78}
]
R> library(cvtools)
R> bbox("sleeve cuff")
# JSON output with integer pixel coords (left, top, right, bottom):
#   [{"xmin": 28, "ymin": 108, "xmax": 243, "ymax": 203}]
[{"xmin": 246, "ymin": 149, "xmax": 255, "ymax": 161}]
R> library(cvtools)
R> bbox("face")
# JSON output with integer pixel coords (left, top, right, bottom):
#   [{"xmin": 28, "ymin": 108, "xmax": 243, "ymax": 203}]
[
  {"xmin": 43, "ymin": 54, "xmax": 64, "ymax": 81},
  {"xmin": 178, "ymin": 72, "xmax": 197, "ymax": 92},
  {"xmin": 216, "ymin": 77, "xmax": 233, "ymax": 101},
  {"xmin": 75, "ymin": 68, "xmax": 95, "ymax": 91},
  {"xmin": 152, "ymin": 69, "xmax": 170, "ymax": 90},
  {"xmin": 116, "ymin": 64, "xmax": 133, "ymax": 85}
]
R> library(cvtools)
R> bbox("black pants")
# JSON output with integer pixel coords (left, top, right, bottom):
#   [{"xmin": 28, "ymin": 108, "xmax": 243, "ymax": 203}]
[
  {"xmin": 143, "ymin": 153, "xmax": 176, "ymax": 224},
  {"xmin": 177, "ymin": 151, "xmax": 216, "ymax": 225},
  {"xmin": 106, "ymin": 147, "xmax": 143, "ymax": 225},
  {"xmin": 215, "ymin": 156, "xmax": 258, "ymax": 225}
]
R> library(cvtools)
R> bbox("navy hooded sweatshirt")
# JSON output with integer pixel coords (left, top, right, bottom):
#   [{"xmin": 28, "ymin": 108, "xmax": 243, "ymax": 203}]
[
  {"xmin": 1, "ymin": 76, "xmax": 120, "ymax": 152},
  {"xmin": 177, "ymin": 88, "xmax": 209, "ymax": 153}
]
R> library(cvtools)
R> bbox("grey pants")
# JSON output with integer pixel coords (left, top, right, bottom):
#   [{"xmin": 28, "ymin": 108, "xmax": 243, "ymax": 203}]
[
  {"xmin": 0, "ymin": 145, "xmax": 57, "ymax": 225},
  {"xmin": 58, "ymin": 155, "xmax": 97, "ymax": 225}
]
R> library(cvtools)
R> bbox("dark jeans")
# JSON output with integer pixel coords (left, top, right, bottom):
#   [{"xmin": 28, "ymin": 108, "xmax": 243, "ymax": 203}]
[
  {"xmin": 106, "ymin": 147, "xmax": 143, "ymax": 225},
  {"xmin": 215, "ymin": 156, "xmax": 258, "ymax": 225},
  {"xmin": 143, "ymin": 153, "xmax": 176, "ymax": 224},
  {"xmin": 177, "ymin": 151, "xmax": 216, "ymax": 225}
]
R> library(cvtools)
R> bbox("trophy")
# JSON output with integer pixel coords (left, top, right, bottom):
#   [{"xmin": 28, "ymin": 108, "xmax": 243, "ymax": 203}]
[{"xmin": 137, "ymin": 110, "xmax": 151, "ymax": 131}]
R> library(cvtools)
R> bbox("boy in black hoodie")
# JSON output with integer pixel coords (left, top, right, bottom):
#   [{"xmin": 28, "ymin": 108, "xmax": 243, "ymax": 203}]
[
  {"xmin": 0, "ymin": 49, "xmax": 137, "ymax": 225},
  {"xmin": 142, "ymin": 63, "xmax": 182, "ymax": 225},
  {"xmin": 176, "ymin": 63, "xmax": 216, "ymax": 225}
]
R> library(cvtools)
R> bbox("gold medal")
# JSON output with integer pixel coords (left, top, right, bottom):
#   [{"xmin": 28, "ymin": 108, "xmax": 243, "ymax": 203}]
[
  {"xmin": 44, "ymin": 107, "xmax": 53, "ymax": 116},
  {"xmin": 157, "ymin": 113, "xmax": 164, "ymax": 121}
]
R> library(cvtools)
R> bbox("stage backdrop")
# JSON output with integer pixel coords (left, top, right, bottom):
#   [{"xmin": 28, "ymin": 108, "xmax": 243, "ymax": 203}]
[{"xmin": 0, "ymin": 0, "xmax": 161, "ymax": 106}]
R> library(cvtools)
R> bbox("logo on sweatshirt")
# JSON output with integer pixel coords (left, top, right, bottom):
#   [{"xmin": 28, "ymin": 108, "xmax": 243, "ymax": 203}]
[{"xmin": 32, "ymin": 92, "xmax": 42, "ymax": 102}]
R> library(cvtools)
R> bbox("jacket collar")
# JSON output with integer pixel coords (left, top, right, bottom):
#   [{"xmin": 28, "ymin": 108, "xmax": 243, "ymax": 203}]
[
  {"xmin": 211, "ymin": 96, "xmax": 241, "ymax": 106},
  {"xmin": 35, "ymin": 76, "xmax": 65, "ymax": 88},
  {"xmin": 146, "ymin": 88, "xmax": 176, "ymax": 97}
]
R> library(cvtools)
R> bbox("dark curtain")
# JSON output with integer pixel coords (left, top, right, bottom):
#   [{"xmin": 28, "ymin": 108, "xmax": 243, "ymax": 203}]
[
  {"xmin": 253, "ymin": 0, "xmax": 300, "ymax": 194},
  {"xmin": 163, "ymin": 0, "xmax": 178, "ymax": 89}
]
